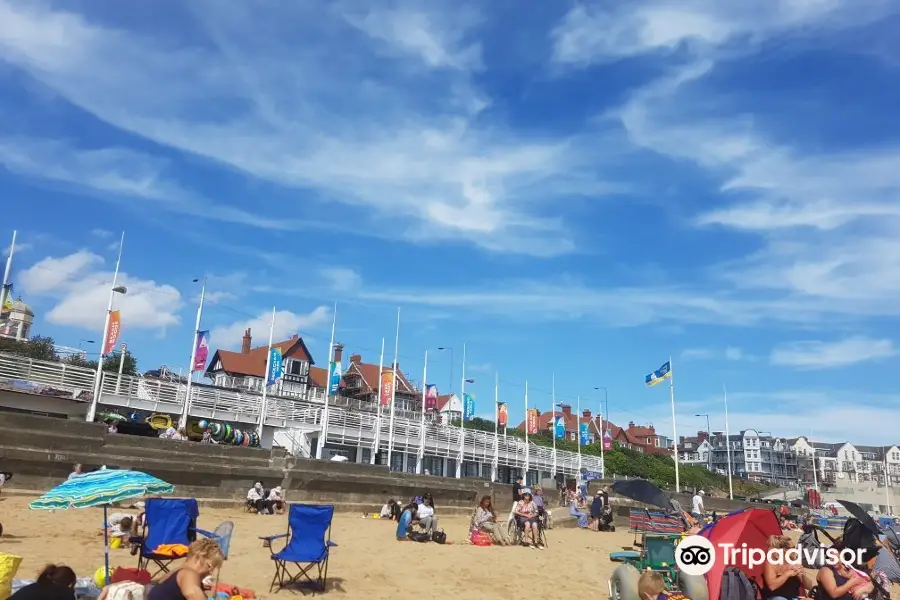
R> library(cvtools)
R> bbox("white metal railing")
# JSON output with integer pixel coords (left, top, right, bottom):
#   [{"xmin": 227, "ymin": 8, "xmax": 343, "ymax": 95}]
[
  {"xmin": 0, "ymin": 352, "xmax": 601, "ymax": 477},
  {"xmin": 0, "ymin": 353, "xmax": 94, "ymax": 393}
]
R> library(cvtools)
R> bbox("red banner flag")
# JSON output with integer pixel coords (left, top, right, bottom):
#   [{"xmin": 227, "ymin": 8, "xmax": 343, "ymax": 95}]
[
  {"xmin": 497, "ymin": 402, "xmax": 508, "ymax": 427},
  {"xmin": 103, "ymin": 310, "xmax": 121, "ymax": 355},
  {"xmin": 526, "ymin": 408, "xmax": 538, "ymax": 435},
  {"xmin": 380, "ymin": 372, "xmax": 394, "ymax": 406}
]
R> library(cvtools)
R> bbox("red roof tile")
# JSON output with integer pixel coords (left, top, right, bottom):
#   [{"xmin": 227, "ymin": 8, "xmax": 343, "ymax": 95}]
[
  {"xmin": 344, "ymin": 356, "xmax": 415, "ymax": 394},
  {"xmin": 206, "ymin": 334, "xmax": 314, "ymax": 378}
]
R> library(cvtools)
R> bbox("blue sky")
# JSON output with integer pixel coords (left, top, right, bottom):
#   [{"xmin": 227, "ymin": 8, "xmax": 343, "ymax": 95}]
[{"xmin": 2, "ymin": 0, "xmax": 900, "ymax": 444}]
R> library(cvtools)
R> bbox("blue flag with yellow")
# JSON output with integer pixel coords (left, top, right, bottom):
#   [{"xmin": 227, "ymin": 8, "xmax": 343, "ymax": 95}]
[{"xmin": 645, "ymin": 360, "xmax": 671, "ymax": 386}]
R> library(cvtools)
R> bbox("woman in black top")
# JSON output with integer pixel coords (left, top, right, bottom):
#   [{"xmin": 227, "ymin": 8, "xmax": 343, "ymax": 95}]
[
  {"xmin": 10, "ymin": 565, "xmax": 76, "ymax": 600},
  {"xmin": 147, "ymin": 538, "xmax": 224, "ymax": 600}
]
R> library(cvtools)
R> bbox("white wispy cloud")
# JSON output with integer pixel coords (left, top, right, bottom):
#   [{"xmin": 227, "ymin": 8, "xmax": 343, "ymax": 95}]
[
  {"xmin": 681, "ymin": 347, "xmax": 745, "ymax": 361},
  {"xmin": 770, "ymin": 337, "xmax": 897, "ymax": 369},
  {"xmin": 319, "ymin": 267, "xmax": 363, "ymax": 293},
  {"xmin": 0, "ymin": 0, "xmax": 613, "ymax": 256},
  {"xmin": 17, "ymin": 251, "xmax": 183, "ymax": 332},
  {"xmin": 209, "ymin": 306, "xmax": 332, "ymax": 349}
]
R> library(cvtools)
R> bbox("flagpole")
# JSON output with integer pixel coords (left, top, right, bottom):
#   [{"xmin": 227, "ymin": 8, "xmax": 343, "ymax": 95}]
[
  {"xmin": 315, "ymin": 303, "xmax": 337, "ymax": 459},
  {"xmin": 179, "ymin": 277, "xmax": 206, "ymax": 429},
  {"xmin": 524, "ymin": 380, "xmax": 530, "ymax": 485},
  {"xmin": 87, "ymin": 232, "xmax": 124, "ymax": 423},
  {"xmin": 256, "ymin": 306, "xmax": 277, "ymax": 438},
  {"xmin": 669, "ymin": 355, "xmax": 680, "ymax": 493},
  {"xmin": 724, "ymin": 383, "xmax": 734, "ymax": 500},
  {"xmin": 455, "ymin": 342, "xmax": 467, "ymax": 478},
  {"xmin": 551, "ymin": 374, "xmax": 557, "ymax": 478},
  {"xmin": 810, "ymin": 427, "xmax": 819, "ymax": 496},
  {"xmin": 884, "ymin": 447, "xmax": 892, "ymax": 515},
  {"xmin": 416, "ymin": 350, "xmax": 428, "ymax": 474},
  {"xmin": 0, "ymin": 230, "xmax": 14, "ymax": 311},
  {"xmin": 576, "ymin": 395, "xmax": 583, "ymax": 474},
  {"xmin": 492, "ymin": 371, "xmax": 499, "ymax": 482},
  {"xmin": 386, "ymin": 308, "xmax": 401, "ymax": 470},
  {"xmin": 371, "ymin": 337, "xmax": 385, "ymax": 465}
]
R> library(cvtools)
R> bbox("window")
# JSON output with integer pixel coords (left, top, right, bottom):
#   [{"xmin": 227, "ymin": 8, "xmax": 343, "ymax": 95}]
[{"xmin": 287, "ymin": 359, "xmax": 308, "ymax": 376}]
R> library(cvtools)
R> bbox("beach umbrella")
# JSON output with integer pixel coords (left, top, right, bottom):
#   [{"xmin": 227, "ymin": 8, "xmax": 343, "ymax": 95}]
[
  {"xmin": 30, "ymin": 469, "xmax": 174, "ymax": 585},
  {"xmin": 610, "ymin": 479, "xmax": 671, "ymax": 510}
]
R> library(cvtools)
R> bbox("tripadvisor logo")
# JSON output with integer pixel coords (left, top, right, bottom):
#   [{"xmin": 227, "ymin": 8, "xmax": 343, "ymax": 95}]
[{"xmin": 675, "ymin": 535, "xmax": 867, "ymax": 576}]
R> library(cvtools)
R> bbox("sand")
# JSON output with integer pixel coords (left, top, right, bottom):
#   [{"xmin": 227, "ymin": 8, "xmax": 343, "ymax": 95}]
[{"xmin": 0, "ymin": 497, "xmax": 624, "ymax": 599}]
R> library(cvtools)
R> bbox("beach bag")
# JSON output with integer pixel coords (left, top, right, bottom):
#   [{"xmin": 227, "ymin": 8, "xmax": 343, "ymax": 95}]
[
  {"xmin": 798, "ymin": 531, "xmax": 826, "ymax": 568},
  {"xmin": 720, "ymin": 567, "xmax": 757, "ymax": 600},
  {"xmin": 104, "ymin": 582, "xmax": 145, "ymax": 600},
  {"xmin": 470, "ymin": 530, "xmax": 492, "ymax": 547},
  {"xmin": 409, "ymin": 531, "xmax": 430, "ymax": 543},
  {"xmin": 0, "ymin": 553, "xmax": 22, "ymax": 600},
  {"xmin": 432, "ymin": 530, "xmax": 447, "ymax": 544}
]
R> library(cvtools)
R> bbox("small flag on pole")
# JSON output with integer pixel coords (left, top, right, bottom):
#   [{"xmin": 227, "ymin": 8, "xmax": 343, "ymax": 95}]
[
  {"xmin": 497, "ymin": 402, "xmax": 508, "ymax": 426},
  {"xmin": 463, "ymin": 393, "xmax": 475, "ymax": 422},
  {"xmin": 579, "ymin": 422, "xmax": 590, "ymax": 445},
  {"xmin": 267, "ymin": 346, "xmax": 284, "ymax": 386},
  {"xmin": 192, "ymin": 330, "xmax": 209, "ymax": 372},
  {"xmin": 554, "ymin": 416, "xmax": 566, "ymax": 440},
  {"xmin": 102, "ymin": 310, "xmax": 121, "ymax": 355},
  {"xmin": 645, "ymin": 360, "xmax": 671, "ymax": 387}
]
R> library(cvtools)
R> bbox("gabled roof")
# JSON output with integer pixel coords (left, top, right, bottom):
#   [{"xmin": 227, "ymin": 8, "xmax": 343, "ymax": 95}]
[
  {"xmin": 343, "ymin": 356, "xmax": 415, "ymax": 394},
  {"xmin": 436, "ymin": 394, "xmax": 458, "ymax": 412},
  {"xmin": 206, "ymin": 334, "xmax": 314, "ymax": 378},
  {"xmin": 308, "ymin": 366, "xmax": 328, "ymax": 388}
]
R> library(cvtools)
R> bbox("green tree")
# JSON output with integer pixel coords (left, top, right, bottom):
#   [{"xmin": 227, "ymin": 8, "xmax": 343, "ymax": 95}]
[
  {"xmin": 0, "ymin": 335, "xmax": 59, "ymax": 361},
  {"xmin": 63, "ymin": 350, "xmax": 139, "ymax": 376}
]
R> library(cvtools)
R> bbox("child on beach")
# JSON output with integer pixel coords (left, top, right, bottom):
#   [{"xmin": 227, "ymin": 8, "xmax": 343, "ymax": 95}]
[{"xmin": 639, "ymin": 571, "xmax": 690, "ymax": 600}]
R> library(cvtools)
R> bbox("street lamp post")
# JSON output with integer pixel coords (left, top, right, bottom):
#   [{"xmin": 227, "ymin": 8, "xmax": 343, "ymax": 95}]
[
  {"xmin": 594, "ymin": 386, "xmax": 609, "ymax": 479},
  {"xmin": 759, "ymin": 430, "xmax": 775, "ymax": 485},
  {"xmin": 696, "ymin": 413, "xmax": 711, "ymax": 472},
  {"xmin": 86, "ymin": 284, "xmax": 127, "ymax": 422}
]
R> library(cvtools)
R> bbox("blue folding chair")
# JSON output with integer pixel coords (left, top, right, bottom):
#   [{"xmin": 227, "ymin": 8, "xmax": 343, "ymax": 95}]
[
  {"xmin": 259, "ymin": 504, "xmax": 337, "ymax": 594},
  {"xmin": 134, "ymin": 498, "xmax": 200, "ymax": 577}
]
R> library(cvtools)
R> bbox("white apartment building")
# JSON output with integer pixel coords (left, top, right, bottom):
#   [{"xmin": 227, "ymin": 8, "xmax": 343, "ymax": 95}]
[
  {"xmin": 708, "ymin": 429, "xmax": 799, "ymax": 486},
  {"xmin": 788, "ymin": 437, "xmax": 900, "ymax": 488}
]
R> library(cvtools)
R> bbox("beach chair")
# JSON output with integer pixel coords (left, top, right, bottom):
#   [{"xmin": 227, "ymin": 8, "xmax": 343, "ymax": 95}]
[
  {"xmin": 259, "ymin": 504, "xmax": 337, "ymax": 594},
  {"xmin": 133, "ymin": 498, "xmax": 200, "ymax": 577}
]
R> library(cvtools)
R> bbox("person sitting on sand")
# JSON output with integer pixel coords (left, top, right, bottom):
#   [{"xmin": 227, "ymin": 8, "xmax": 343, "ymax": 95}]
[
  {"xmin": 146, "ymin": 538, "xmax": 224, "ymax": 600},
  {"xmin": 762, "ymin": 535, "xmax": 814, "ymax": 600},
  {"xmin": 638, "ymin": 570, "xmax": 692, "ymax": 600},
  {"xmin": 380, "ymin": 499, "xmax": 402, "ymax": 521},
  {"xmin": 67, "ymin": 463, "xmax": 83, "ymax": 481},
  {"xmin": 396, "ymin": 501, "xmax": 418, "ymax": 541},
  {"xmin": 569, "ymin": 493, "xmax": 589, "ymax": 528},
  {"xmin": 102, "ymin": 513, "xmax": 134, "ymax": 538},
  {"xmin": 817, "ymin": 553, "xmax": 875, "ymax": 600},
  {"xmin": 268, "ymin": 486, "xmax": 285, "ymax": 514},
  {"xmin": 417, "ymin": 493, "xmax": 438, "ymax": 535},
  {"xmin": 9, "ymin": 564, "xmax": 77, "ymax": 600},
  {"xmin": 471, "ymin": 495, "xmax": 511, "ymax": 546},
  {"xmin": 515, "ymin": 491, "xmax": 542, "ymax": 548}
]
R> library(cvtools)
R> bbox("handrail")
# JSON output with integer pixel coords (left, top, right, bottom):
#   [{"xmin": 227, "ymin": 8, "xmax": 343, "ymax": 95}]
[{"xmin": 0, "ymin": 351, "xmax": 601, "ymax": 476}]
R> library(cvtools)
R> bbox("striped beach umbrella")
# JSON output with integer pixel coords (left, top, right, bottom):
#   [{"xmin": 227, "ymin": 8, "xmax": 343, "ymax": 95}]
[
  {"xmin": 29, "ymin": 468, "xmax": 174, "ymax": 510},
  {"xmin": 30, "ymin": 468, "xmax": 175, "ymax": 585}
]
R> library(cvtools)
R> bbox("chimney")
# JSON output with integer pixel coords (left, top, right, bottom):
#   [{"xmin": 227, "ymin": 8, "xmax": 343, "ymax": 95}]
[
  {"xmin": 291, "ymin": 333, "xmax": 299, "ymax": 340},
  {"xmin": 334, "ymin": 343, "xmax": 344, "ymax": 363},
  {"xmin": 582, "ymin": 409, "xmax": 591, "ymax": 418},
  {"xmin": 241, "ymin": 328, "xmax": 252, "ymax": 354},
  {"xmin": 561, "ymin": 404, "xmax": 572, "ymax": 415},
  {"xmin": 350, "ymin": 353, "xmax": 361, "ymax": 364},
  {"xmin": 628, "ymin": 421, "xmax": 635, "ymax": 428}
]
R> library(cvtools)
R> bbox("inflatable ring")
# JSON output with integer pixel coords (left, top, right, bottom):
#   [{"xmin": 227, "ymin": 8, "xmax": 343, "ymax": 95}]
[
  {"xmin": 233, "ymin": 429, "xmax": 243, "ymax": 445},
  {"xmin": 210, "ymin": 422, "xmax": 226, "ymax": 442},
  {"xmin": 188, "ymin": 421, "xmax": 205, "ymax": 436},
  {"xmin": 224, "ymin": 423, "xmax": 234, "ymax": 443},
  {"xmin": 251, "ymin": 431, "xmax": 260, "ymax": 447},
  {"xmin": 242, "ymin": 433, "xmax": 250, "ymax": 446},
  {"xmin": 145, "ymin": 413, "xmax": 173, "ymax": 430}
]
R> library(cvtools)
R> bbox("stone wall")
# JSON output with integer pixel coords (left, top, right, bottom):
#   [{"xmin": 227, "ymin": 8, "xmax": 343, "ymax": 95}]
[{"xmin": 0, "ymin": 412, "xmax": 501, "ymax": 515}]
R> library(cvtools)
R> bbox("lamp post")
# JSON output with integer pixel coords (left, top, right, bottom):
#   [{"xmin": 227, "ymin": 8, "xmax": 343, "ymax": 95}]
[
  {"xmin": 759, "ymin": 430, "xmax": 775, "ymax": 485},
  {"xmin": 86, "ymin": 284, "xmax": 127, "ymax": 422},
  {"xmin": 594, "ymin": 386, "xmax": 609, "ymax": 478},
  {"xmin": 696, "ymin": 413, "xmax": 711, "ymax": 471},
  {"xmin": 437, "ymin": 346, "xmax": 454, "ymax": 392}
]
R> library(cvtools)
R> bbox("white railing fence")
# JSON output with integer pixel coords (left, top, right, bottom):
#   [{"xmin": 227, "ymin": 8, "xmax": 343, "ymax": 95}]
[{"xmin": 0, "ymin": 352, "xmax": 601, "ymax": 477}]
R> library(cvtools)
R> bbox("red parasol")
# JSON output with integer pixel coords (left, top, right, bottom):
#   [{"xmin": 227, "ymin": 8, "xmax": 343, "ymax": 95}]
[{"xmin": 701, "ymin": 509, "xmax": 783, "ymax": 600}]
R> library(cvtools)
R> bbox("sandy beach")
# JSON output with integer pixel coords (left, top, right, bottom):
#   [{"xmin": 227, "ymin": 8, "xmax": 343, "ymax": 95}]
[{"xmin": 0, "ymin": 497, "xmax": 625, "ymax": 598}]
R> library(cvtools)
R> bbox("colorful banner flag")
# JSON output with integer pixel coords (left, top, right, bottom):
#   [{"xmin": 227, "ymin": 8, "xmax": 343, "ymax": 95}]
[
  {"xmin": 463, "ymin": 393, "xmax": 475, "ymax": 422},
  {"xmin": 645, "ymin": 360, "xmax": 672, "ymax": 387},
  {"xmin": 425, "ymin": 384, "xmax": 438, "ymax": 413},
  {"xmin": 603, "ymin": 430, "xmax": 613, "ymax": 451},
  {"xmin": 380, "ymin": 372, "xmax": 394, "ymax": 406},
  {"xmin": 497, "ymin": 402, "xmax": 508, "ymax": 427},
  {"xmin": 526, "ymin": 408, "xmax": 539, "ymax": 435},
  {"xmin": 192, "ymin": 330, "xmax": 210, "ymax": 372},
  {"xmin": 554, "ymin": 415, "xmax": 566, "ymax": 440},
  {"xmin": 0, "ymin": 283, "xmax": 11, "ymax": 319},
  {"xmin": 328, "ymin": 360, "xmax": 342, "ymax": 395},
  {"xmin": 267, "ymin": 346, "xmax": 284, "ymax": 386},
  {"xmin": 102, "ymin": 310, "xmax": 121, "ymax": 355},
  {"xmin": 579, "ymin": 422, "xmax": 590, "ymax": 446}
]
